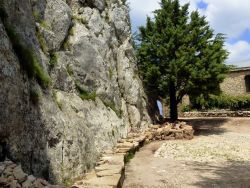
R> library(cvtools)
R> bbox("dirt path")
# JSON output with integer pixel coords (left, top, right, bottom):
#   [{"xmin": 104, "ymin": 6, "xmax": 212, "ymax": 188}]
[{"xmin": 123, "ymin": 117, "xmax": 250, "ymax": 188}]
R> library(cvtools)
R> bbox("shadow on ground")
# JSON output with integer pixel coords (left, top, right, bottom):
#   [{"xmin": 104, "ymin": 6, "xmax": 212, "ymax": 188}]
[
  {"xmin": 181, "ymin": 118, "xmax": 230, "ymax": 136},
  {"xmin": 124, "ymin": 117, "xmax": 250, "ymax": 188},
  {"xmin": 189, "ymin": 161, "xmax": 250, "ymax": 188}
]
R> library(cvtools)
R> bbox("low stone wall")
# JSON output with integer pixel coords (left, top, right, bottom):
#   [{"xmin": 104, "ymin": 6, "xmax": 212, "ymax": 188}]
[
  {"xmin": 0, "ymin": 160, "xmax": 65, "ymax": 188},
  {"xmin": 183, "ymin": 111, "xmax": 250, "ymax": 117},
  {"xmin": 73, "ymin": 123, "xmax": 194, "ymax": 188},
  {"xmin": 145, "ymin": 123, "xmax": 194, "ymax": 141}
]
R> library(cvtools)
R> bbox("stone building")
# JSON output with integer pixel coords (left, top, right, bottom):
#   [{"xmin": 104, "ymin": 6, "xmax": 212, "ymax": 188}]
[
  {"xmin": 221, "ymin": 67, "xmax": 250, "ymax": 95},
  {"xmin": 162, "ymin": 67, "xmax": 250, "ymax": 118}
]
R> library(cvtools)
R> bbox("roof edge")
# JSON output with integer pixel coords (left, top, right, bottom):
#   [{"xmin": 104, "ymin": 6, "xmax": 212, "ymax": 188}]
[{"xmin": 230, "ymin": 66, "xmax": 250, "ymax": 72}]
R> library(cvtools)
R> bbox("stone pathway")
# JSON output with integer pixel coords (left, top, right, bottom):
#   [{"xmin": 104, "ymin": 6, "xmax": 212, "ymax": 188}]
[
  {"xmin": 72, "ymin": 134, "xmax": 146, "ymax": 188},
  {"xmin": 123, "ymin": 117, "xmax": 250, "ymax": 188},
  {"xmin": 73, "ymin": 123, "xmax": 193, "ymax": 188}
]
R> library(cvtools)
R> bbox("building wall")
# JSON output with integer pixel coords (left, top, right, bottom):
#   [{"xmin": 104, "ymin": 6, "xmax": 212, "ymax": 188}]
[
  {"xmin": 163, "ymin": 69, "xmax": 250, "ymax": 117},
  {"xmin": 221, "ymin": 70, "xmax": 250, "ymax": 95}
]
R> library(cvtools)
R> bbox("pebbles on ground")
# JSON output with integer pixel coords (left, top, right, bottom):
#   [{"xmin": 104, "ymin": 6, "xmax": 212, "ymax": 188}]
[{"xmin": 154, "ymin": 132, "xmax": 250, "ymax": 163}]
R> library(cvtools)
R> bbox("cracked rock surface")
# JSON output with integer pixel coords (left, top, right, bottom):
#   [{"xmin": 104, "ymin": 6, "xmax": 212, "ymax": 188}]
[{"xmin": 0, "ymin": 0, "xmax": 151, "ymax": 184}]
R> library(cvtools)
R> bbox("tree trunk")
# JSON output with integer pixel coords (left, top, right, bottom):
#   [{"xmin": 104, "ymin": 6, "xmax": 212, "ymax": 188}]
[{"xmin": 169, "ymin": 81, "xmax": 178, "ymax": 122}]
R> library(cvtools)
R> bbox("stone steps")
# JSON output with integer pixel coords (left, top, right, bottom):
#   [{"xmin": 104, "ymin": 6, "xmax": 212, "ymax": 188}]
[
  {"xmin": 72, "ymin": 122, "xmax": 194, "ymax": 188},
  {"xmin": 72, "ymin": 132, "xmax": 144, "ymax": 188}
]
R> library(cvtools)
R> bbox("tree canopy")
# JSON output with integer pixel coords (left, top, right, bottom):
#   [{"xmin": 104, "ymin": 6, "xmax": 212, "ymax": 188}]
[{"xmin": 136, "ymin": 0, "xmax": 229, "ymax": 121}]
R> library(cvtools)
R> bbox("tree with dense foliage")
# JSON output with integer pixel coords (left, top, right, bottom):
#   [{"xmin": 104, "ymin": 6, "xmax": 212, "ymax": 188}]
[{"xmin": 136, "ymin": 0, "xmax": 229, "ymax": 121}]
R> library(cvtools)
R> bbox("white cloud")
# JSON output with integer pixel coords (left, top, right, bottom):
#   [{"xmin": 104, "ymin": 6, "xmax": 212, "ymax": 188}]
[
  {"xmin": 179, "ymin": 1, "xmax": 250, "ymax": 65},
  {"xmin": 226, "ymin": 41, "xmax": 250, "ymax": 66},
  {"xmin": 128, "ymin": 0, "xmax": 161, "ymax": 31},
  {"xmin": 178, "ymin": 0, "xmax": 250, "ymax": 39},
  {"xmin": 179, "ymin": 0, "xmax": 200, "ymax": 12},
  {"xmin": 203, "ymin": 0, "xmax": 250, "ymax": 39},
  {"xmin": 128, "ymin": 0, "xmax": 160, "ymax": 16}
]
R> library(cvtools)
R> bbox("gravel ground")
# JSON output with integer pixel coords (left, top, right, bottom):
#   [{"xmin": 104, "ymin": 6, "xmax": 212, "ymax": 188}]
[
  {"xmin": 123, "ymin": 118, "xmax": 250, "ymax": 188},
  {"xmin": 155, "ymin": 132, "xmax": 250, "ymax": 163}
]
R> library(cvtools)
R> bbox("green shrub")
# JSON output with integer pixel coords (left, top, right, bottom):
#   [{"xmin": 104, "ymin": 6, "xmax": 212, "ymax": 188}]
[
  {"xmin": 192, "ymin": 94, "xmax": 250, "ymax": 111},
  {"xmin": 76, "ymin": 83, "xmax": 96, "ymax": 101},
  {"xmin": 181, "ymin": 105, "xmax": 191, "ymax": 112},
  {"xmin": 124, "ymin": 150, "xmax": 135, "ymax": 163}
]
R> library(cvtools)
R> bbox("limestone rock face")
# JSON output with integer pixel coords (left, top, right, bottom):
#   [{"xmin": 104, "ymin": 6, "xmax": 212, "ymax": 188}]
[
  {"xmin": 0, "ymin": 0, "xmax": 151, "ymax": 184},
  {"xmin": 41, "ymin": 0, "xmax": 72, "ymax": 51}
]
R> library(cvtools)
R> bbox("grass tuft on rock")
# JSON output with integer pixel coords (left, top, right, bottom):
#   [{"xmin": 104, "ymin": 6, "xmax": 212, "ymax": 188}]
[
  {"xmin": 108, "ymin": 67, "xmax": 113, "ymax": 80},
  {"xmin": 32, "ymin": 10, "xmax": 42, "ymax": 22},
  {"xmin": 2, "ymin": 18, "xmax": 51, "ymax": 88},
  {"xmin": 63, "ymin": 39, "xmax": 71, "ymax": 51},
  {"xmin": 124, "ymin": 150, "xmax": 135, "ymax": 163},
  {"xmin": 76, "ymin": 83, "xmax": 96, "ymax": 101},
  {"xmin": 36, "ymin": 29, "xmax": 48, "ymax": 53},
  {"xmin": 49, "ymin": 53, "xmax": 58, "ymax": 68},
  {"xmin": 39, "ymin": 20, "xmax": 52, "ymax": 30},
  {"xmin": 66, "ymin": 64, "xmax": 74, "ymax": 76},
  {"xmin": 52, "ymin": 90, "xmax": 63, "ymax": 110},
  {"xmin": 103, "ymin": 100, "xmax": 122, "ymax": 118}
]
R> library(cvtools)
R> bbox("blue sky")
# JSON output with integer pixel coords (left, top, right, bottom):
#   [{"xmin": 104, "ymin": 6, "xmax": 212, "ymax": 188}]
[{"xmin": 128, "ymin": 0, "xmax": 250, "ymax": 67}]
